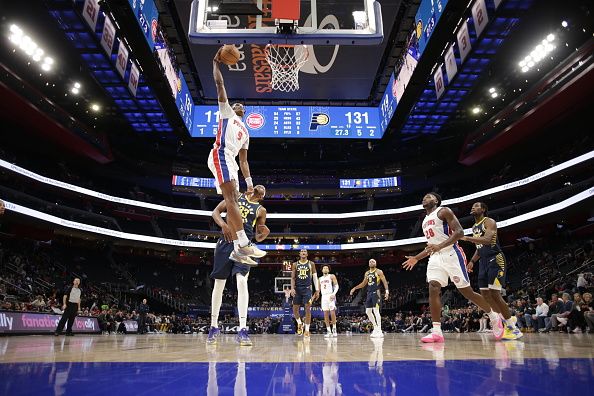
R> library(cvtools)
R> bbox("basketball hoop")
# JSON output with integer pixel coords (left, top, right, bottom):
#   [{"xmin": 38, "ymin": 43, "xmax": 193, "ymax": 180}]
[{"xmin": 265, "ymin": 44, "xmax": 309, "ymax": 92}]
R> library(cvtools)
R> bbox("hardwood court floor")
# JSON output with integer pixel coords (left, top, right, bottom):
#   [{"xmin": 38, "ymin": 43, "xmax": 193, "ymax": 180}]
[{"xmin": 0, "ymin": 333, "xmax": 592, "ymax": 395}]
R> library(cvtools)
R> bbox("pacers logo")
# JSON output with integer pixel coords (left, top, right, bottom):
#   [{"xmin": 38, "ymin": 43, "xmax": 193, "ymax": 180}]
[{"xmin": 309, "ymin": 113, "xmax": 330, "ymax": 130}]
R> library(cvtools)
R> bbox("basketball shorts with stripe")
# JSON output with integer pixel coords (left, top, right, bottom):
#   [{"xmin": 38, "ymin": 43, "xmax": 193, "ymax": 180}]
[
  {"xmin": 208, "ymin": 149, "xmax": 239, "ymax": 194},
  {"xmin": 426, "ymin": 247, "xmax": 470, "ymax": 289}
]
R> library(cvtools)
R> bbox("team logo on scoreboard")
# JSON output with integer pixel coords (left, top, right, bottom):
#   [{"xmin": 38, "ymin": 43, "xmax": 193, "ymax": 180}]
[
  {"xmin": 309, "ymin": 113, "xmax": 330, "ymax": 130},
  {"xmin": 246, "ymin": 113, "xmax": 265, "ymax": 129}
]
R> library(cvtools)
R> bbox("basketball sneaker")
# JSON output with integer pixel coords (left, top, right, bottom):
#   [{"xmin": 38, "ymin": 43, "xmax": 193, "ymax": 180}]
[
  {"xmin": 297, "ymin": 322, "xmax": 304, "ymax": 336},
  {"xmin": 324, "ymin": 331, "xmax": 332, "ymax": 338},
  {"xmin": 502, "ymin": 326, "xmax": 523, "ymax": 341},
  {"xmin": 206, "ymin": 326, "xmax": 220, "ymax": 344},
  {"xmin": 229, "ymin": 251, "xmax": 258, "ymax": 266},
  {"xmin": 421, "ymin": 330, "xmax": 445, "ymax": 343},
  {"xmin": 332, "ymin": 329, "xmax": 338, "ymax": 337},
  {"xmin": 237, "ymin": 243, "xmax": 267, "ymax": 258},
  {"xmin": 236, "ymin": 328, "xmax": 253, "ymax": 346},
  {"xmin": 304, "ymin": 330, "xmax": 310, "ymax": 337},
  {"xmin": 491, "ymin": 314, "xmax": 504, "ymax": 341}
]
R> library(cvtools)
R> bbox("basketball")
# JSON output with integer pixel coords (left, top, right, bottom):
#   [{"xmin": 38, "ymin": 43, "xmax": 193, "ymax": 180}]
[{"xmin": 219, "ymin": 45, "xmax": 240, "ymax": 65}]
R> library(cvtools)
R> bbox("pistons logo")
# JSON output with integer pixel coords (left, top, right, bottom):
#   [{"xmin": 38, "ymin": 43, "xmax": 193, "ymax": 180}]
[
  {"xmin": 246, "ymin": 113, "xmax": 265, "ymax": 130},
  {"xmin": 453, "ymin": 276, "xmax": 460, "ymax": 283}
]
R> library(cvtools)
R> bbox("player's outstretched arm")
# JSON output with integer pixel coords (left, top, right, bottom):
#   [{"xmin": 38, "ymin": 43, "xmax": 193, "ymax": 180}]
[
  {"xmin": 461, "ymin": 218, "xmax": 498, "ymax": 245},
  {"xmin": 254, "ymin": 207, "xmax": 269, "ymax": 242},
  {"xmin": 377, "ymin": 270, "xmax": 389, "ymax": 300},
  {"xmin": 212, "ymin": 200, "xmax": 233, "ymax": 242},
  {"xmin": 213, "ymin": 49, "xmax": 228, "ymax": 103},
  {"xmin": 238, "ymin": 149, "xmax": 253, "ymax": 194},
  {"xmin": 350, "ymin": 274, "xmax": 368, "ymax": 295}
]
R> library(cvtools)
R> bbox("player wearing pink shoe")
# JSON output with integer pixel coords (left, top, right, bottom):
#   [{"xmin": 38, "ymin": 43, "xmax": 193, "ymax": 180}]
[
  {"xmin": 462, "ymin": 202, "xmax": 523, "ymax": 341},
  {"xmin": 402, "ymin": 193, "xmax": 494, "ymax": 343}
]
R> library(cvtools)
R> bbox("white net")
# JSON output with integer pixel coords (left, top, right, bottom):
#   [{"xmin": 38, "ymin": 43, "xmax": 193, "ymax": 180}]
[{"xmin": 265, "ymin": 44, "xmax": 309, "ymax": 92}]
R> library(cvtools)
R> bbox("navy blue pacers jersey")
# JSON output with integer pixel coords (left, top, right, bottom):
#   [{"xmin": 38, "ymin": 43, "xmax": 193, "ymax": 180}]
[
  {"xmin": 472, "ymin": 217, "xmax": 502, "ymax": 257},
  {"xmin": 366, "ymin": 270, "xmax": 380, "ymax": 294},
  {"xmin": 237, "ymin": 193, "xmax": 261, "ymax": 240},
  {"xmin": 294, "ymin": 260, "xmax": 313, "ymax": 289}
]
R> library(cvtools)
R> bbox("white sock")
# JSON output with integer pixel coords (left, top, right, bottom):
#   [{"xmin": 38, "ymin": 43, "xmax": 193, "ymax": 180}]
[
  {"xmin": 372, "ymin": 307, "xmax": 382, "ymax": 329},
  {"xmin": 236, "ymin": 273, "xmax": 249, "ymax": 329},
  {"xmin": 488, "ymin": 310, "xmax": 500, "ymax": 325},
  {"xmin": 327, "ymin": 326, "xmax": 331, "ymax": 333},
  {"xmin": 432, "ymin": 322, "xmax": 442, "ymax": 334},
  {"xmin": 233, "ymin": 239, "xmax": 240, "ymax": 250},
  {"xmin": 305, "ymin": 324, "xmax": 310, "ymax": 331},
  {"xmin": 296, "ymin": 318, "xmax": 302, "ymax": 325},
  {"xmin": 236, "ymin": 230, "xmax": 249, "ymax": 247},
  {"xmin": 332, "ymin": 324, "xmax": 337, "ymax": 332},
  {"xmin": 210, "ymin": 279, "xmax": 226, "ymax": 328}
]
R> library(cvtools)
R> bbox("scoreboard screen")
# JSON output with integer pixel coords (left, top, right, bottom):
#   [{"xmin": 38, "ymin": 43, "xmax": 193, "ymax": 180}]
[
  {"xmin": 191, "ymin": 105, "xmax": 382, "ymax": 139},
  {"xmin": 339, "ymin": 177, "xmax": 400, "ymax": 189},
  {"xmin": 172, "ymin": 175, "xmax": 215, "ymax": 188}
]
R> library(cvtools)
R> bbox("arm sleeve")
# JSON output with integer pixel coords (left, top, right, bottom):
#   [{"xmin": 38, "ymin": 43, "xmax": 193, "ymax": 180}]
[
  {"xmin": 331, "ymin": 283, "xmax": 339, "ymax": 296},
  {"xmin": 218, "ymin": 101, "xmax": 235, "ymax": 119},
  {"xmin": 242, "ymin": 135, "xmax": 249, "ymax": 150}
]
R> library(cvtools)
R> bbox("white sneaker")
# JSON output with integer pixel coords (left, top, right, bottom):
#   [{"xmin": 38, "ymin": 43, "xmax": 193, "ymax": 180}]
[
  {"xmin": 237, "ymin": 243, "xmax": 267, "ymax": 258},
  {"xmin": 370, "ymin": 329, "xmax": 384, "ymax": 338},
  {"xmin": 332, "ymin": 330, "xmax": 338, "ymax": 337},
  {"xmin": 324, "ymin": 331, "xmax": 332, "ymax": 338},
  {"xmin": 230, "ymin": 251, "xmax": 258, "ymax": 266}
]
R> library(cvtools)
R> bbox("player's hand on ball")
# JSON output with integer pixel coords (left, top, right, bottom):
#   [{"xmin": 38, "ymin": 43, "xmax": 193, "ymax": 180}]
[
  {"xmin": 221, "ymin": 223, "xmax": 234, "ymax": 242},
  {"xmin": 402, "ymin": 256, "xmax": 418, "ymax": 270}
]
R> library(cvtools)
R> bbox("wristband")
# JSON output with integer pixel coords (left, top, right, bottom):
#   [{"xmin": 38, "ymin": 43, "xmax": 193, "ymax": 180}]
[{"xmin": 245, "ymin": 177, "xmax": 253, "ymax": 188}]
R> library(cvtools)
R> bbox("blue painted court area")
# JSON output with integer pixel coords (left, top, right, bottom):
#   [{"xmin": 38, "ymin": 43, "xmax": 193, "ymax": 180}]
[{"xmin": 1, "ymin": 358, "xmax": 592, "ymax": 395}]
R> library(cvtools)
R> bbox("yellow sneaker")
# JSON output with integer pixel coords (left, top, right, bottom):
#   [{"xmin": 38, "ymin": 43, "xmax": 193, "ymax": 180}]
[
  {"xmin": 297, "ymin": 322, "xmax": 304, "ymax": 335},
  {"xmin": 502, "ymin": 326, "xmax": 523, "ymax": 340}
]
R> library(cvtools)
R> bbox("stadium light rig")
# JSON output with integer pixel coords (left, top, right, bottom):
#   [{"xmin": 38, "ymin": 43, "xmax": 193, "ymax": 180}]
[
  {"xmin": 8, "ymin": 24, "xmax": 54, "ymax": 72},
  {"xmin": 519, "ymin": 33, "xmax": 556, "ymax": 73}
]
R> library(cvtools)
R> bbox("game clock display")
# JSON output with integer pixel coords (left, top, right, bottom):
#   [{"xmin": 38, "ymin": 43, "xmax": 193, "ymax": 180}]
[
  {"xmin": 339, "ymin": 177, "xmax": 400, "ymax": 189},
  {"xmin": 191, "ymin": 105, "xmax": 382, "ymax": 139}
]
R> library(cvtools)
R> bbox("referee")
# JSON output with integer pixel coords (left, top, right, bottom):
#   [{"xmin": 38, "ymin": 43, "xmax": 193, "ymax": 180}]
[{"xmin": 55, "ymin": 278, "xmax": 82, "ymax": 336}]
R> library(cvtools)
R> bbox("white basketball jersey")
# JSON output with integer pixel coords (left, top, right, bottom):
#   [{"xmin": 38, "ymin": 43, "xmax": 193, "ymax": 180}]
[
  {"xmin": 212, "ymin": 101, "xmax": 249, "ymax": 158},
  {"xmin": 422, "ymin": 207, "xmax": 453, "ymax": 246},
  {"xmin": 319, "ymin": 275, "xmax": 334, "ymax": 296}
]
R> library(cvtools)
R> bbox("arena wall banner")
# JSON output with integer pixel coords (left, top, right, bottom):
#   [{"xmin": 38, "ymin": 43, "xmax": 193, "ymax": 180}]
[
  {"xmin": 0, "ymin": 311, "xmax": 100, "ymax": 334},
  {"xmin": 0, "ymin": 150, "xmax": 592, "ymax": 220}
]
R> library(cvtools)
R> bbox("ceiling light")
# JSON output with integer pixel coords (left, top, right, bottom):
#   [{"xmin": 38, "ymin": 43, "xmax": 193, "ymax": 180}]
[
  {"xmin": 9, "ymin": 24, "xmax": 21, "ymax": 34},
  {"xmin": 41, "ymin": 63, "xmax": 51, "ymax": 71},
  {"xmin": 44, "ymin": 57, "xmax": 53, "ymax": 65},
  {"xmin": 74, "ymin": 82, "xmax": 81, "ymax": 89},
  {"xmin": 561, "ymin": 21, "xmax": 568, "ymax": 28},
  {"xmin": 472, "ymin": 107, "xmax": 481, "ymax": 114},
  {"xmin": 91, "ymin": 103, "xmax": 100, "ymax": 112},
  {"xmin": 547, "ymin": 34, "xmax": 555, "ymax": 42},
  {"xmin": 521, "ymin": 66, "xmax": 529, "ymax": 73},
  {"xmin": 491, "ymin": 92, "xmax": 498, "ymax": 98},
  {"xmin": 488, "ymin": 87, "xmax": 496, "ymax": 93},
  {"xmin": 71, "ymin": 87, "xmax": 80, "ymax": 95}
]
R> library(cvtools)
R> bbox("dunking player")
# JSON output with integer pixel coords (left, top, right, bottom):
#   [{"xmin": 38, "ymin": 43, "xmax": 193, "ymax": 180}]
[
  {"xmin": 318, "ymin": 265, "xmax": 339, "ymax": 337},
  {"xmin": 209, "ymin": 49, "xmax": 266, "ymax": 265},
  {"xmin": 290, "ymin": 249, "xmax": 319, "ymax": 337},
  {"xmin": 207, "ymin": 186, "xmax": 270, "ymax": 346},
  {"xmin": 350, "ymin": 259, "xmax": 389, "ymax": 338},
  {"xmin": 461, "ymin": 202, "xmax": 523, "ymax": 340},
  {"xmin": 402, "ymin": 193, "xmax": 497, "ymax": 343}
]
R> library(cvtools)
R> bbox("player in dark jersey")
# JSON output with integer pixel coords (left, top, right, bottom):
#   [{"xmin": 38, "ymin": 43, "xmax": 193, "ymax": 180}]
[
  {"xmin": 350, "ymin": 259, "xmax": 389, "ymax": 338},
  {"xmin": 290, "ymin": 249, "xmax": 319, "ymax": 337},
  {"xmin": 207, "ymin": 185, "xmax": 270, "ymax": 346},
  {"xmin": 461, "ymin": 202, "xmax": 522, "ymax": 341}
]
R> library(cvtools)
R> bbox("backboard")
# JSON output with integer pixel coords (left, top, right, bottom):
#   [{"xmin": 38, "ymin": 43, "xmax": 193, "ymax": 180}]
[{"xmin": 189, "ymin": 0, "xmax": 383, "ymax": 45}]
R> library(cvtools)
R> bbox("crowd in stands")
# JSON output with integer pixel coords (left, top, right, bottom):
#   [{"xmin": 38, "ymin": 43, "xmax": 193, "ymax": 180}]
[{"xmin": 1, "ymin": 234, "xmax": 593, "ymax": 335}]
